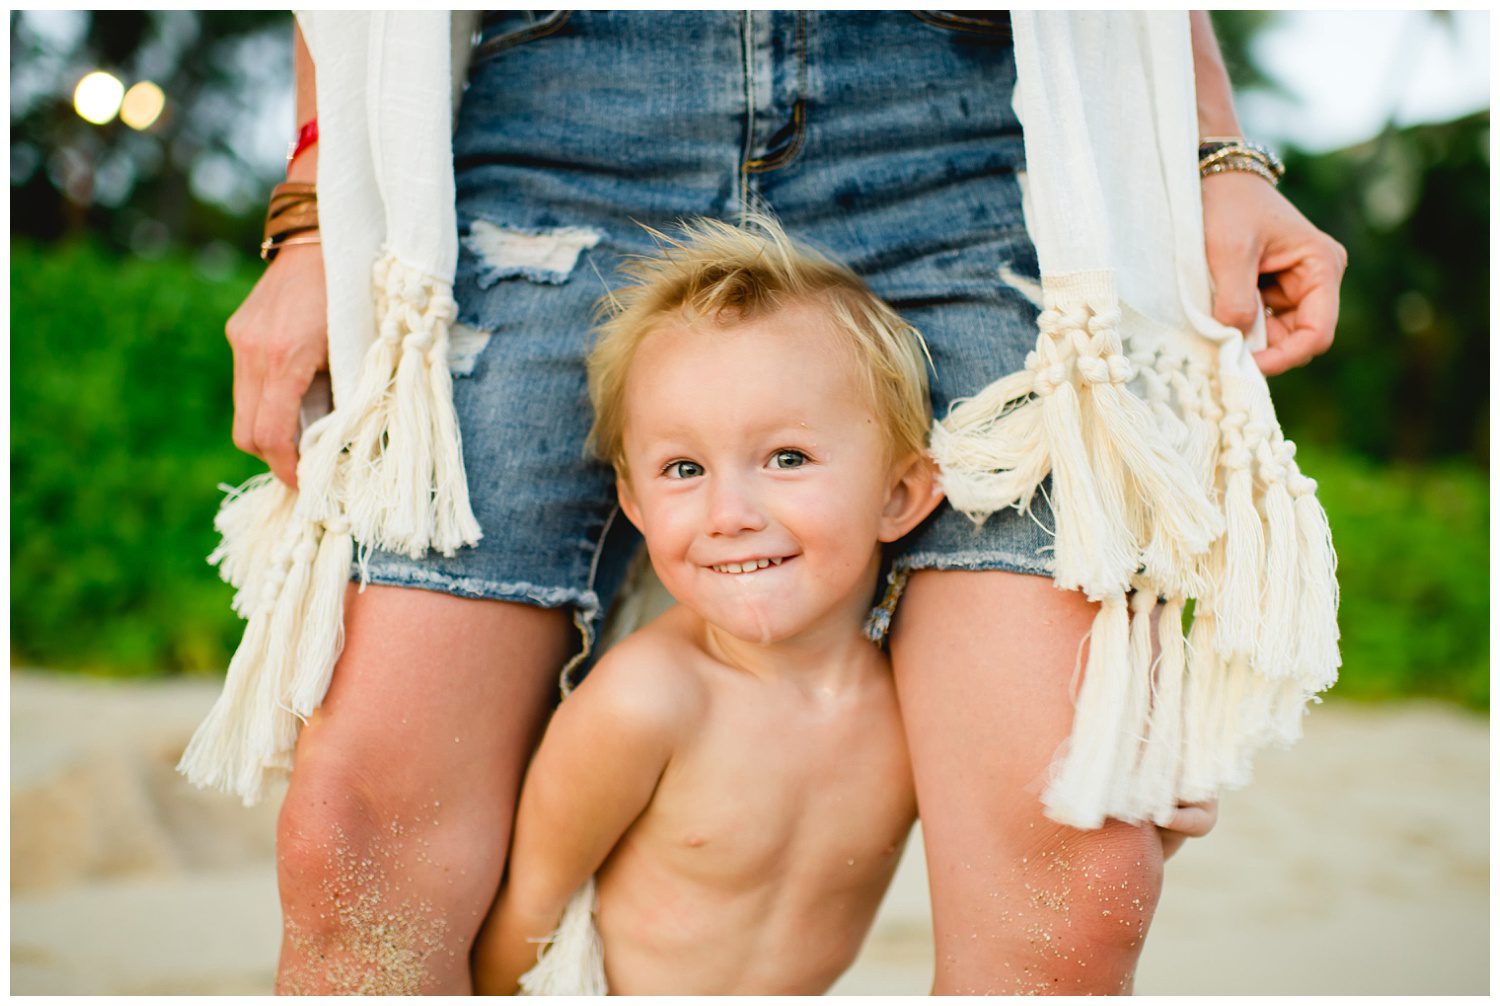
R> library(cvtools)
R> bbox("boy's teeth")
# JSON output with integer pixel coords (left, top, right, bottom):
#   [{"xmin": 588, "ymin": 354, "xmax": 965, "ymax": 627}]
[{"xmin": 715, "ymin": 558, "xmax": 781, "ymax": 574}]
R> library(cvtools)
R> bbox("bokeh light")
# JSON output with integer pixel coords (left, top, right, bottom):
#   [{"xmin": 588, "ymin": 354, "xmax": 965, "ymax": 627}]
[
  {"xmin": 120, "ymin": 81, "xmax": 165, "ymax": 131},
  {"xmin": 73, "ymin": 70, "xmax": 124, "ymax": 125}
]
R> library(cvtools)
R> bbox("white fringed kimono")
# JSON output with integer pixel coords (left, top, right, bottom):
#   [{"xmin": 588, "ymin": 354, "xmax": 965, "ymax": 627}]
[{"xmin": 180, "ymin": 12, "xmax": 1339, "ymax": 837}]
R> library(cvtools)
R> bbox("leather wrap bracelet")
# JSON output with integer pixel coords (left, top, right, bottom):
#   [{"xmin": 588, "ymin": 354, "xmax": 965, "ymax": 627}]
[{"xmin": 261, "ymin": 180, "xmax": 319, "ymax": 262}]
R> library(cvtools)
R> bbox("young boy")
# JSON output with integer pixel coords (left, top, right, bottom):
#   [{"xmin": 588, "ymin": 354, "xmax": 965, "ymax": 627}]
[
  {"xmin": 472, "ymin": 216, "xmax": 942, "ymax": 995},
  {"xmin": 472, "ymin": 217, "xmax": 1211, "ymax": 994}
]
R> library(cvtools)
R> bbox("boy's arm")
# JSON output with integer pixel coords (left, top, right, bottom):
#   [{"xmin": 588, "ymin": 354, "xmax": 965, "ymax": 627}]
[{"xmin": 472, "ymin": 649, "xmax": 685, "ymax": 994}]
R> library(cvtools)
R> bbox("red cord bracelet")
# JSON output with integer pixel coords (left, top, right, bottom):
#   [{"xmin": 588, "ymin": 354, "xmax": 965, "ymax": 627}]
[{"xmin": 287, "ymin": 119, "xmax": 318, "ymax": 167}]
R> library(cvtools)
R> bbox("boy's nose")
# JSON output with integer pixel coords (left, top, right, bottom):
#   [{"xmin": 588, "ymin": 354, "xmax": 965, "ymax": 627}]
[{"xmin": 706, "ymin": 475, "xmax": 768, "ymax": 536}]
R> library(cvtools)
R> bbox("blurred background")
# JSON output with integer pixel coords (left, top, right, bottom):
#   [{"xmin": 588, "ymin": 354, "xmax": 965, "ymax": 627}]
[{"xmin": 9, "ymin": 11, "xmax": 1490, "ymax": 995}]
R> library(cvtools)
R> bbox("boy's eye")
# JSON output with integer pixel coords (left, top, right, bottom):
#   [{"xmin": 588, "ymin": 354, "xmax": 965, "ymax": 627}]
[
  {"xmin": 664, "ymin": 460, "xmax": 704, "ymax": 479},
  {"xmin": 771, "ymin": 449, "xmax": 808, "ymax": 470}
]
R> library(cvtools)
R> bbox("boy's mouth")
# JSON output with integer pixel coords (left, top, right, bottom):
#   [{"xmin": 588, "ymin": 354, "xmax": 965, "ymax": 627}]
[{"xmin": 709, "ymin": 556, "xmax": 789, "ymax": 575}]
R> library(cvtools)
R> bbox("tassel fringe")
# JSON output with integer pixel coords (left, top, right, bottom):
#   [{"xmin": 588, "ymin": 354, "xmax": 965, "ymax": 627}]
[
  {"xmin": 1042, "ymin": 595, "xmax": 1132, "ymax": 829},
  {"xmin": 934, "ymin": 296, "xmax": 1220, "ymax": 602},
  {"xmin": 939, "ymin": 281, "xmax": 1340, "ymax": 829},
  {"xmin": 316, "ymin": 255, "xmax": 482, "ymax": 560},
  {"xmin": 1212, "ymin": 415, "xmax": 1264, "ymax": 660},
  {"xmin": 1255, "ymin": 440, "xmax": 1299, "ymax": 679},
  {"xmin": 1289, "ymin": 466, "xmax": 1342, "ymax": 691},
  {"xmin": 1105, "ymin": 589, "xmax": 1162, "ymax": 820},
  {"xmin": 206, "ymin": 473, "xmax": 298, "ymax": 618},
  {"xmin": 930, "ymin": 369, "xmax": 1050, "ymax": 522},
  {"xmin": 1137, "ymin": 598, "xmax": 1186, "ymax": 826},
  {"xmin": 289, "ymin": 522, "xmax": 354, "ymax": 717},
  {"xmin": 518, "ymin": 878, "xmax": 609, "ymax": 995},
  {"xmin": 180, "ymin": 254, "xmax": 481, "ymax": 805}
]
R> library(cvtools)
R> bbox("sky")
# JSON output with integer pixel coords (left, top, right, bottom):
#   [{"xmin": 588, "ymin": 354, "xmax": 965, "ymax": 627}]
[{"xmin": 1236, "ymin": 10, "xmax": 1491, "ymax": 153}]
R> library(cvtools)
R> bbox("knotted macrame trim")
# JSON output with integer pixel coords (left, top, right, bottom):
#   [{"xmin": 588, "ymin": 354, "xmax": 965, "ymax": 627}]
[
  {"xmin": 178, "ymin": 253, "xmax": 481, "ymax": 806},
  {"xmin": 931, "ymin": 270, "xmax": 1340, "ymax": 830}
]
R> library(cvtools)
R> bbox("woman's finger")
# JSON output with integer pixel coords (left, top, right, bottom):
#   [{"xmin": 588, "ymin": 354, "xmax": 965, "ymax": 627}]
[
  {"xmin": 1161, "ymin": 800, "xmax": 1219, "ymax": 838},
  {"xmin": 1258, "ymin": 281, "xmax": 1296, "ymax": 313},
  {"xmin": 1254, "ymin": 278, "xmax": 1340, "ymax": 376},
  {"xmin": 1201, "ymin": 173, "xmax": 1274, "ymax": 334},
  {"xmin": 225, "ymin": 246, "xmax": 329, "ymax": 488},
  {"xmin": 1206, "ymin": 239, "xmax": 1266, "ymax": 334},
  {"xmin": 227, "ymin": 314, "xmax": 265, "ymax": 461},
  {"xmin": 255, "ymin": 359, "xmax": 318, "ymax": 490}
]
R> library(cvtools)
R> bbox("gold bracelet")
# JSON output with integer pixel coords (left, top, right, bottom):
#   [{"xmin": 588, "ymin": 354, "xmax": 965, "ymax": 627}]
[
  {"xmin": 1200, "ymin": 155, "xmax": 1280, "ymax": 187},
  {"xmin": 1198, "ymin": 145, "xmax": 1282, "ymax": 177},
  {"xmin": 260, "ymin": 233, "xmax": 322, "ymax": 263},
  {"xmin": 1198, "ymin": 138, "xmax": 1285, "ymax": 182}
]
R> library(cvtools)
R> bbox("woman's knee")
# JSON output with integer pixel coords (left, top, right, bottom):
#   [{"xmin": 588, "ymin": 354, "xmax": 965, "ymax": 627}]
[
  {"xmin": 277, "ymin": 764, "xmax": 381, "ymax": 900},
  {"xmin": 274, "ymin": 769, "xmax": 482, "ymax": 993},
  {"xmin": 1025, "ymin": 816, "xmax": 1165, "ymax": 951},
  {"xmin": 276, "ymin": 758, "xmax": 508, "ymax": 925}
]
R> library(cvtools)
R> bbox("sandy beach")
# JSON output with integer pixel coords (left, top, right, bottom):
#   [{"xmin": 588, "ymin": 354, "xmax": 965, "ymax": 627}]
[{"xmin": 10, "ymin": 671, "xmax": 1488, "ymax": 995}]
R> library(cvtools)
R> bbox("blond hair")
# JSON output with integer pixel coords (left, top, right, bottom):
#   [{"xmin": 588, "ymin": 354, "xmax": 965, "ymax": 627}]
[{"xmin": 587, "ymin": 214, "xmax": 932, "ymax": 474}]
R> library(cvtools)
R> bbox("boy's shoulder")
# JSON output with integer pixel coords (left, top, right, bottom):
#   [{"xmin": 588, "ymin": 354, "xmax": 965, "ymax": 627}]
[{"xmin": 567, "ymin": 607, "xmax": 710, "ymax": 739}]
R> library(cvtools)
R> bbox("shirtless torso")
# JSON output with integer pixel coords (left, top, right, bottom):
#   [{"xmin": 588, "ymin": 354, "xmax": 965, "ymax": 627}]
[{"xmin": 591, "ymin": 606, "xmax": 915, "ymax": 993}]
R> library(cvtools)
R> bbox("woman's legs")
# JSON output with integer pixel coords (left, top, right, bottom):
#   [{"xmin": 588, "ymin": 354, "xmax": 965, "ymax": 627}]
[
  {"xmin": 273, "ymin": 584, "xmax": 574, "ymax": 994},
  {"xmin": 891, "ymin": 570, "xmax": 1166, "ymax": 995}
]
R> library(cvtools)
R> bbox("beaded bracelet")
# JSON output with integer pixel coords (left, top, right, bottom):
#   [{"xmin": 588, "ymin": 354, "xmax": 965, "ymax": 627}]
[
  {"xmin": 1198, "ymin": 137, "xmax": 1285, "ymax": 186},
  {"xmin": 1200, "ymin": 154, "xmax": 1280, "ymax": 187}
]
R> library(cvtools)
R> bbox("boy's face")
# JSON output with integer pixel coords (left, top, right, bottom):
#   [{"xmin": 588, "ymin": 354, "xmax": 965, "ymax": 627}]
[{"xmin": 617, "ymin": 301, "xmax": 920, "ymax": 648}]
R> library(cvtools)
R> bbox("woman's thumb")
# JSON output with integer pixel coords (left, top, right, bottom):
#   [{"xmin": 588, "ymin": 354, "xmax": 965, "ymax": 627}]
[{"xmin": 1208, "ymin": 246, "xmax": 1264, "ymax": 334}]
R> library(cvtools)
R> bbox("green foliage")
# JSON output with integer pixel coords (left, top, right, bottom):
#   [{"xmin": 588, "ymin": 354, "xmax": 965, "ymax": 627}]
[
  {"xmin": 1269, "ymin": 111, "xmax": 1490, "ymax": 467},
  {"xmin": 1208, "ymin": 11, "xmax": 1289, "ymax": 96},
  {"xmin": 1295, "ymin": 443, "xmax": 1489, "ymax": 709},
  {"xmin": 11, "ymin": 240, "xmax": 263, "ymax": 675}
]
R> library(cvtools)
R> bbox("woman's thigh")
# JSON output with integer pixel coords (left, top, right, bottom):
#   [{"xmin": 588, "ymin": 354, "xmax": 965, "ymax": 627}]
[
  {"xmin": 890, "ymin": 570, "xmax": 1165, "ymax": 995},
  {"xmin": 291, "ymin": 585, "xmax": 572, "ymax": 809},
  {"xmin": 276, "ymin": 585, "xmax": 574, "ymax": 993}
]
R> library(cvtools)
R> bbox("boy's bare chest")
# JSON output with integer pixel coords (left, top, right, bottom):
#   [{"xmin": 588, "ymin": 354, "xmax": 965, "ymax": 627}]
[{"xmin": 626, "ymin": 686, "xmax": 915, "ymax": 889}]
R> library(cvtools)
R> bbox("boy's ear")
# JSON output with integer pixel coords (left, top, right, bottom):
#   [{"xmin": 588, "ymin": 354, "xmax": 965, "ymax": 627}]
[
  {"xmin": 878, "ymin": 451, "xmax": 945, "ymax": 544},
  {"xmin": 617, "ymin": 474, "xmax": 644, "ymax": 531}
]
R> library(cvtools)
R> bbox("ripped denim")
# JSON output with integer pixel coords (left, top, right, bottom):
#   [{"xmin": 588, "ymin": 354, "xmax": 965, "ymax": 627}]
[{"xmin": 358, "ymin": 11, "xmax": 1054, "ymax": 656}]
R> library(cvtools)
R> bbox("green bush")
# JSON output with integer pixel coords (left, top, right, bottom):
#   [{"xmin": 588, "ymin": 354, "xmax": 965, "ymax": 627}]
[
  {"xmin": 1293, "ymin": 442, "xmax": 1489, "ymax": 708},
  {"xmin": 11, "ymin": 240, "xmax": 262, "ymax": 675}
]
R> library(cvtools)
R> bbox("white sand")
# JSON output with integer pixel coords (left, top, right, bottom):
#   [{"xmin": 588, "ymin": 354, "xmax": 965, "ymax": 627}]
[{"xmin": 11, "ymin": 672, "xmax": 1488, "ymax": 995}]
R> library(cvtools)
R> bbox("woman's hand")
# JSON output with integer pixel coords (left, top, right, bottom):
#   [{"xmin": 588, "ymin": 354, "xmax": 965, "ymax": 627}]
[
  {"xmin": 1201, "ymin": 172, "xmax": 1348, "ymax": 377},
  {"xmin": 225, "ymin": 242, "xmax": 328, "ymax": 489}
]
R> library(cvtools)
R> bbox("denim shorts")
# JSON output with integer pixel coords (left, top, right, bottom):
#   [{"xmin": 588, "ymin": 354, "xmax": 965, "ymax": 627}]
[{"xmin": 362, "ymin": 10, "xmax": 1055, "ymax": 634}]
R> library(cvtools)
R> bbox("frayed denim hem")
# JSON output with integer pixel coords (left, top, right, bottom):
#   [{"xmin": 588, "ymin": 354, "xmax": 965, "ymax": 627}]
[
  {"xmin": 353, "ymin": 562, "xmax": 603, "ymax": 700},
  {"xmin": 353, "ymin": 560, "xmax": 601, "ymax": 623},
  {"xmin": 894, "ymin": 547, "xmax": 1056, "ymax": 579}
]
